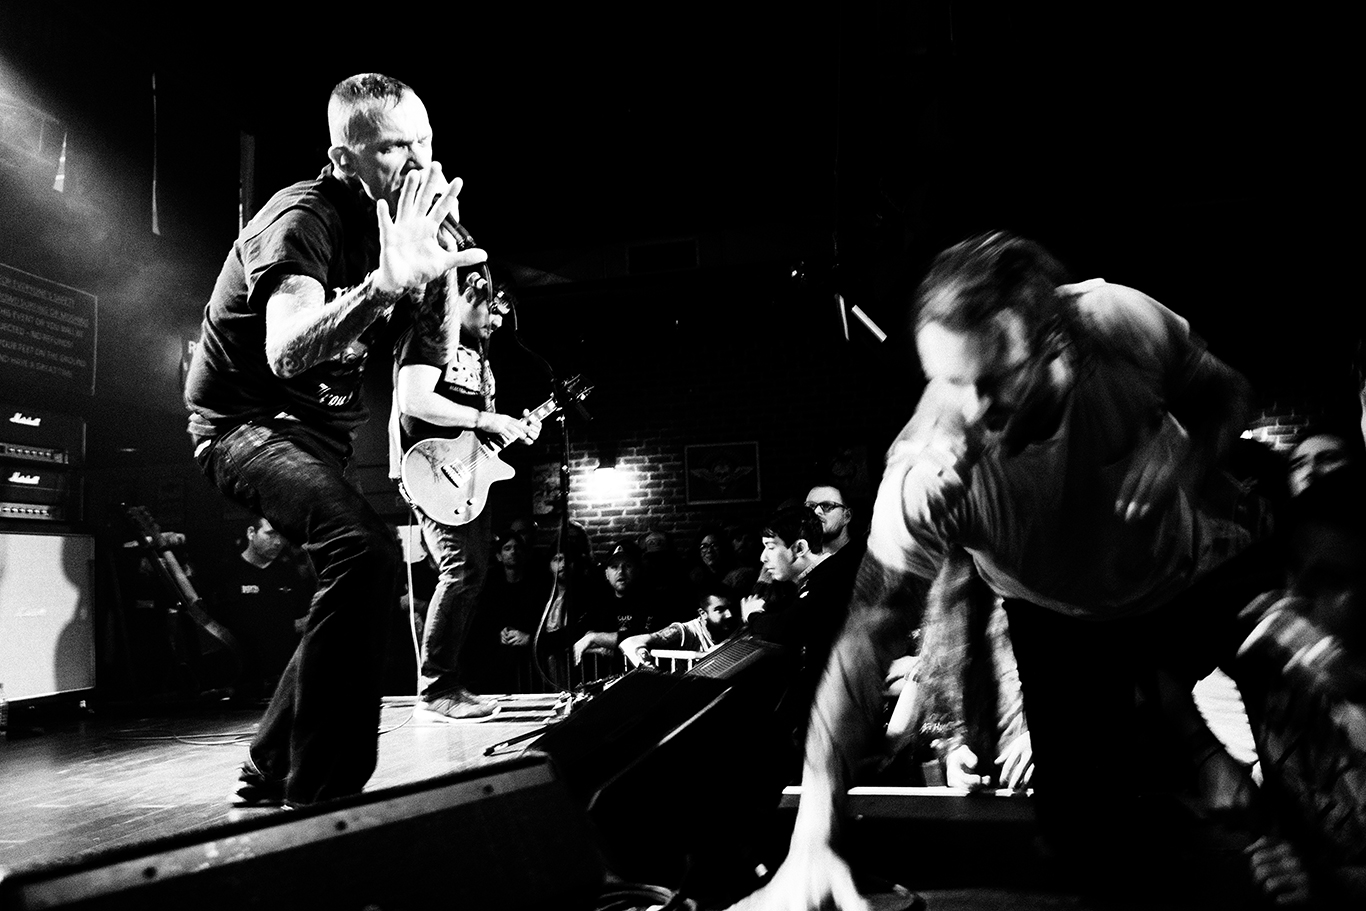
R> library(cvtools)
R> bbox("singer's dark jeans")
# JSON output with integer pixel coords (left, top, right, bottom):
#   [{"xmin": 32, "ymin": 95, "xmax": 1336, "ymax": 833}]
[{"xmin": 197, "ymin": 421, "xmax": 400, "ymax": 804}]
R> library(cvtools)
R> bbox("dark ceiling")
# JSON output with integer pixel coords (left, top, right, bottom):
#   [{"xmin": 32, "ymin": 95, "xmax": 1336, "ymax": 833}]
[{"xmin": 2, "ymin": 2, "xmax": 1360, "ymax": 395}]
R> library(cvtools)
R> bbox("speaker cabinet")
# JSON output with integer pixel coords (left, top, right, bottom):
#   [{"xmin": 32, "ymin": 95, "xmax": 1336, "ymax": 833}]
[
  {"xmin": 0, "ymin": 531, "xmax": 95, "ymax": 702},
  {"xmin": 0, "ymin": 752, "xmax": 605, "ymax": 910}
]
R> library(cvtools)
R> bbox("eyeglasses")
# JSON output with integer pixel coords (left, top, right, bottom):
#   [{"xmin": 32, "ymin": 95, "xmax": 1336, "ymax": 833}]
[
  {"xmin": 466, "ymin": 272, "xmax": 514, "ymax": 318},
  {"xmin": 805, "ymin": 501, "xmax": 846, "ymax": 513}
]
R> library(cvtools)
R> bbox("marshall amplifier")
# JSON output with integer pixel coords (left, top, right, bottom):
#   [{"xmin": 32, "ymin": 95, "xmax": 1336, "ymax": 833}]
[
  {"xmin": 0, "ymin": 401, "xmax": 85, "ymax": 466},
  {"xmin": 0, "ymin": 501, "xmax": 66, "ymax": 522},
  {"xmin": 0, "ymin": 442, "xmax": 74, "ymax": 522},
  {"xmin": 0, "ymin": 465, "xmax": 69, "ymax": 505},
  {"xmin": 0, "ymin": 441, "xmax": 69, "ymax": 465},
  {"xmin": 0, "ymin": 401, "xmax": 84, "ymax": 523}
]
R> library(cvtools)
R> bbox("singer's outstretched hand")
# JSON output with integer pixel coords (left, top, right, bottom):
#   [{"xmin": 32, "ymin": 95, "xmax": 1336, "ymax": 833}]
[{"xmin": 374, "ymin": 163, "xmax": 485, "ymax": 294}]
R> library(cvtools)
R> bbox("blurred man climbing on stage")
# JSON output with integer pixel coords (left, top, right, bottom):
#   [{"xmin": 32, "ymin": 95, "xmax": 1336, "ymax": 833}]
[{"xmin": 734, "ymin": 231, "xmax": 1260, "ymax": 910}]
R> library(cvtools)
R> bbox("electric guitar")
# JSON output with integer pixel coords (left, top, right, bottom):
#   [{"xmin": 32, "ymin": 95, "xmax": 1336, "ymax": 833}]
[{"xmin": 400, "ymin": 375, "xmax": 592, "ymax": 526}]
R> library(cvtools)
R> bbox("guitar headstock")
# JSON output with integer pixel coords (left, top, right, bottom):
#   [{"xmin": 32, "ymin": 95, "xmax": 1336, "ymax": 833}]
[{"xmin": 555, "ymin": 374, "xmax": 594, "ymax": 406}]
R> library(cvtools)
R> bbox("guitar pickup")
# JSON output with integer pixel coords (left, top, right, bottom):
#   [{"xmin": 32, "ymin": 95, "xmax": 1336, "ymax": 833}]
[{"xmin": 440, "ymin": 462, "xmax": 471, "ymax": 490}]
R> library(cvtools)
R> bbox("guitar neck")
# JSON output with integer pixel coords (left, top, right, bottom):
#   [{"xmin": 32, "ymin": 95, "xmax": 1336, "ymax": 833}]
[{"xmin": 485, "ymin": 395, "xmax": 559, "ymax": 454}]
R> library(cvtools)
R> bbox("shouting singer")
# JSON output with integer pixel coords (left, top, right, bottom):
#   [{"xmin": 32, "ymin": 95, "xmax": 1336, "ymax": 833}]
[
  {"xmin": 184, "ymin": 73, "xmax": 485, "ymax": 807},
  {"xmin": 735, "ymin": 232, "xmax": 1264, "ymax": 911},
  {"xmin": 392, "ymin": 274, "xmax": 540, "ymax": 720}
]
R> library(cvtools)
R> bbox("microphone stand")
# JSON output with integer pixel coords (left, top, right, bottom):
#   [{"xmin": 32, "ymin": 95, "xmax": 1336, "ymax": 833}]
[
  {"xmin": 485, "ymin": 408, "xmax": 586, "ymax": 759},
  {"xmin": 456, "ymin": 284, "xmax": 593, "ymax": 754},
  {"xmin": 505, "ymin": 319, "xmax": 594, "ymax": 700}
]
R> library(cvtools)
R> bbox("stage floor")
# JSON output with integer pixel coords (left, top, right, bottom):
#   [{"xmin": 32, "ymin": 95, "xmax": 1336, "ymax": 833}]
[
  {"xmin": 0, "ymin": 693, "xmax": 1267, "ymax": 910},
  {"xmin": 0, "ymin": 694, "xmax": 561, "ymax": 874}
]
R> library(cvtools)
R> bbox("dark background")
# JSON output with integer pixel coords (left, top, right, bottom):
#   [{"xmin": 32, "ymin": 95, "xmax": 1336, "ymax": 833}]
[{"xmin": 0, "ymin": 1, "xmax": 1359, "ymax": 546}]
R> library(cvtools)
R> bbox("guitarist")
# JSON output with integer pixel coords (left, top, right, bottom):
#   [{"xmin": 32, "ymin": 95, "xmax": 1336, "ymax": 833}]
[{"xmin": 392, "ymin": 272, "xmax": 541, "ymax": 720}]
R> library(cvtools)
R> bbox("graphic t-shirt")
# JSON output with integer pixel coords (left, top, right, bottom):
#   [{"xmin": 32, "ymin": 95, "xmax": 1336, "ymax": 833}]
[
  {"xmin": 185, "ymin": 166, "xmax": 387, "ymax": 459},
  {"xmin": 392, "ymin": 318, "xmax": 494, "ymax": 453}
]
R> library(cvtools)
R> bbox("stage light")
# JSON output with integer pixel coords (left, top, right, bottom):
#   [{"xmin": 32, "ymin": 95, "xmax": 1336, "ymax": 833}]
[{"xmin": 594, "ymin": 441, "xmax": 617, "ymax": 475}]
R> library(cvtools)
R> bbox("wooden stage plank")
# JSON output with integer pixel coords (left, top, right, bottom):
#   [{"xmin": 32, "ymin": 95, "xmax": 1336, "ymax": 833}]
[{"xmin": 0, "ymin": 696, "xmax": 559, "ymax": 874}]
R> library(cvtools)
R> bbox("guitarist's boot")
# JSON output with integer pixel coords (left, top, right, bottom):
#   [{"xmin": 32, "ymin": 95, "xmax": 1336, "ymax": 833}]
[
  {"xmin": 417, "ymin": 686, "xmax": 500, "ymax": 722},
  {"xmin": 232, "ymin": 758, "xmax": 285, "ymax": 807}
]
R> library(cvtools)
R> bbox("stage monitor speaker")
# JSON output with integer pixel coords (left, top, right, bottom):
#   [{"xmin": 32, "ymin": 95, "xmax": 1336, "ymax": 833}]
[
  {"xmin": 531, "ymin": 668, "xmax": 732, "ymax": 805},
  {"xmin": 0, "ymin": 752, "xmax": 605, "ymax": 910},
  {"xmin": 532, "ymin": 637, "xmax": 795, "ymax": 892}
]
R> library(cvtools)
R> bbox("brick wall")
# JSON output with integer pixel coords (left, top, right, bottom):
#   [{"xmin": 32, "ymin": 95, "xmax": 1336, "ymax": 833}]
[
  {"xmin": 1245, "ymin": 393, "xmax": 1359, "ymax": 454},
  {"xmin": 1246, "ymin": 402, "xmax": 1317, "ymax": 453}
]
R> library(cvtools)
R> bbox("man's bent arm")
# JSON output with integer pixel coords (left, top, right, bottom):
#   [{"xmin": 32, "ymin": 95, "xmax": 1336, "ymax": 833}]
[
  {"xmin": 1169, "ymin": 349, "xmax": 1252, "ymax": 480},
  {"xmin": 620, "ymin": 625, "xmax": 684, "ymax": 666},
  {"xmin": 1120, "ymin": 348, "xmax": 1252, "ymax": 524},
  {"xmin": 396, "ymin": 364, "xmax": 483, "ymax": 429},
  {"xmin": 266, "ymin": 164, "xmax": 485, "ymax": 378},
  {"xmin": 266, "ymin": 273, "xmax": 403, "ymax": 378},
  {"xmin": 796, "ymin": 422, "xmax": 947, "ymax": 837},
  {"xmin": 793, "ymin": 555, "xmax": 923, "ymax": 846}
]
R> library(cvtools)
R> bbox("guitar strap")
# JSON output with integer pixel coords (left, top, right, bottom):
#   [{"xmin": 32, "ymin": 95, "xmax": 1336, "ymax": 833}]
[
  {"xmin": 386, "ymin": 393, "xmax": 404, "ymax": 481},
  {"xmin": 478, "ymin": 336, "xmax": 494, "ymax": 413}
]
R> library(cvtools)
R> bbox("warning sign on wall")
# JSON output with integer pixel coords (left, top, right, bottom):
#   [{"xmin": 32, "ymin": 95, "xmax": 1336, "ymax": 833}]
[{"xmin": 0, "ymin": 263, "xmax": 97, "ymax": 396}]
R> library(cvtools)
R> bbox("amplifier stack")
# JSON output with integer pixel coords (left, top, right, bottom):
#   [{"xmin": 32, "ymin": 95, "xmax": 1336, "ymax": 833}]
[{"xmin": 0, "ymin": 402, "xmax": 84, "ymax": 525}]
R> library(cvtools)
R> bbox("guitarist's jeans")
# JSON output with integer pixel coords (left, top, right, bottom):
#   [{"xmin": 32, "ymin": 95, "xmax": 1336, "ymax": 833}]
[
  {"xmin": 196, "ymin": 421, "xmax": 400, "ymax": 804},
  {"xmin": 416, "ymin": 508, "xmax": 491, "ymax": 698}
]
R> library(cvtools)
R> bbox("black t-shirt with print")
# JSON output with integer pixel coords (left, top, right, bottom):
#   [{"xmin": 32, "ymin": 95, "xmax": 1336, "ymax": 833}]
[
  {"xmin": 391, "ymin": 316, "xmax": 494, "ymax": 453},
  {"xmin": 185, "ymin": 166, "xmax": 390, "ymax": 459}
]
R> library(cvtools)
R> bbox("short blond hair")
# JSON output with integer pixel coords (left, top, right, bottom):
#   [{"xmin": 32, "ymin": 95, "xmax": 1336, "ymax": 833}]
[{"xmin": 327, "ymin": 73, "xmax": 412, "ymax": 148}]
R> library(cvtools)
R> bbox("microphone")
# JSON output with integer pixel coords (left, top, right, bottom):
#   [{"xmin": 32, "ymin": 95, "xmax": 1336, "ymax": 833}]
[
  {"xmin": 426, "ymin": 184, "xmax": 480, "ymax": 252},
  {"xmin": 429, "ymin": 189, "xmax": 493, "ymax": 309},
  {"xmin": 439, "ymin": 214, "xmax": 479, "ymax": 252},
  {"xmin": 889, "ymin": 406, "xmax": 989, "ymax": 526}
]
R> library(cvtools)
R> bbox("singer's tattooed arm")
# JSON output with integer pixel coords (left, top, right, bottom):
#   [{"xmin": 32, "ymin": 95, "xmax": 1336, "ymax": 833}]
[
  {"xmin": 264, "ymin": 166, "xmax": 490, "ymax": 379},
  {"xmin": 264, "ymin": 273, "xmax": 403, "ymax": 378}
]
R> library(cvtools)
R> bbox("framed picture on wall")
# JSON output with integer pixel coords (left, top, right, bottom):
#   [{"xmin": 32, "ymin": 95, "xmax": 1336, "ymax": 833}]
[{"xmin": 685, "ymin": 442, "xmax": 761, "ymax": 505}]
